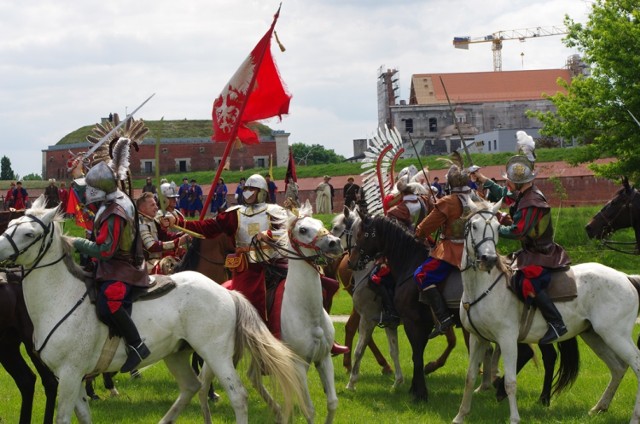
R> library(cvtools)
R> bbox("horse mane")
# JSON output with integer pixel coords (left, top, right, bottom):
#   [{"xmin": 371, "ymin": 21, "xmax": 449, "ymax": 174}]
[
  {"xmin": 173, "ymin": 238, "xmax": 202, "ymax": 273},
  {"xmin": 370, "ymin": 215, "xmax": 429, "ymax": 266}
]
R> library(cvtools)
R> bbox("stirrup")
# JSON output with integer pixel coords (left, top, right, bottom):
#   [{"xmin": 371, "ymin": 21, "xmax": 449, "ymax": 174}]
[
  {"xmin": 428, "ymin": 317, "xmax": 454, "ymax": 339},
  {"xmin": 539, "ymin": 323, "xmax": 567, "ymax": 344}
]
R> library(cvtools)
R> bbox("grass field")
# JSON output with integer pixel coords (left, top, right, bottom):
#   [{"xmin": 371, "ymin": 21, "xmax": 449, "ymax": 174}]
[{"xmin": 3, "ymin": 206, "xmax": 640, "ymax": 423}]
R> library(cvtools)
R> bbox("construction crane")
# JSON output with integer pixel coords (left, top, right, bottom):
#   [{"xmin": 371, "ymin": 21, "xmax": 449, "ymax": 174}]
[{"xmin": 453, "ymin": 26, "xmax": 567, "ymax": 72}]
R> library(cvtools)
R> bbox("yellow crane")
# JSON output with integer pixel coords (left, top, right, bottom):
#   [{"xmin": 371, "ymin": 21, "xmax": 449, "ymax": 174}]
[{"xmin": 453, "ymin": 26, "xmax": 567, "ymax": 72}]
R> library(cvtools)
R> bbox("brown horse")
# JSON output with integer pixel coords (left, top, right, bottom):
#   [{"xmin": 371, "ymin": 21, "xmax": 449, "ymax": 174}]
[
  {"xmin": 0, "ymin": 209, "xmax": 58, "ymax": 424},
  {"xmin": 174, "ymin": 235, "xmax": 235, "ymax": 283}
]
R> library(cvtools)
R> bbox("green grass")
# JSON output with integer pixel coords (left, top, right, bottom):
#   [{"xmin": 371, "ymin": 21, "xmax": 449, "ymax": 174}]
[{"xmin": 3, "ymin": 207, "xmax": 640, "ymax": 423}]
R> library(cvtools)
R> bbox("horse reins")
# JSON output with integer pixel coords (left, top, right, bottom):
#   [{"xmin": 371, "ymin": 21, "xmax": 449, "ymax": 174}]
[
  {"xmin": 460, "ymin": 209, "xmax": 508, "ymax": 342},
  {"xmin": 595, "ymin": 190, "xmax": 639, "ymax": 254},
  {"xmin": 2, "ymin": 213, "xmax": 88, "ymax": 354}
]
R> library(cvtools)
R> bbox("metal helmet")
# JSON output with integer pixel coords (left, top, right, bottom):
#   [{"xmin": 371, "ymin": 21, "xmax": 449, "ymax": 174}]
[
  {"xmin": 160, "ymin": 182, "xmax": 179, "ymax": 198},
  {"xmin": 84, "ymin": 161, "xmax": 117, "ymax": 203},
  {"xmin": 446, "ymin": 165, "xmax": 470, "ymax": 192},
  {"xmin": 244, "ymin": 174, "xmax": 268, "ymax": 192},
  {"xmin": 503, "ymin": 155, "xmax": 536, "ymax": 184}
]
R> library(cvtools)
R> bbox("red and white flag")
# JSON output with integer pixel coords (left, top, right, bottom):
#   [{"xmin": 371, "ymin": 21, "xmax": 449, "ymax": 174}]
[{"xmin": 212, "ymin": 6, "xmax": 291, "ymax": 144}]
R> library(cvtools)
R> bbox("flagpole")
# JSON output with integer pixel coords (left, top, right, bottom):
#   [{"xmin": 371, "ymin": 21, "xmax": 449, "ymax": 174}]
[{"xmin": 200, "ymin": 5, "xmax": 282, "ymax": 221}]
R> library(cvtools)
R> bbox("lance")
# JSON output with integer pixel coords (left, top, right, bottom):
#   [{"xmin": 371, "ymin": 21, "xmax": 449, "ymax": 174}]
[
  {"xmin": 82, "ymin": 93, "xmax": 156, "ymax": 161},
  {"xmin": 439, "ymin": 77, "xmax": 474, "ymax": 167},
  {"xmin": 628, "ymin": 109, "xmax": 640, "ymax": 128}
]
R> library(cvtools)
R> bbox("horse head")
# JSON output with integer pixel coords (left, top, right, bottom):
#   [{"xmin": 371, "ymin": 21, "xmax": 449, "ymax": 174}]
[
  {"xmin": 347, "ymin": 213, "xmax": 378, "ymax": 271},
  {"xmin": 0, "ymin": 195, "xmax": 62, "ymax": 267},
  {"xmin": 463, "ymin": 199, "xmax": 503, "ymax": 272},
  {"xmin": 288, "ymin": 201, "xmax": 343, "ymax": 261},
  {"xmin": 330, "ymin": 204, "xmax": 362, "ymax": 252},
  {"xmin": 586, "ymin": 177, "xmax": 640, "ymax": 240}
]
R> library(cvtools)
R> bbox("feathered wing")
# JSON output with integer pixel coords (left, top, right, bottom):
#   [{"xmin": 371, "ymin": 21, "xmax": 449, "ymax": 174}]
[
  {"xmin": 360, "ymin": 126, "xmax": 404, "ymax": 216},
  {"xmin": 516, "ymin": 130, "xmax": 536, "ymax": 163},
  {"xmin": 85, "ymin": 114, "xmax": 149, "ymax": 168}
]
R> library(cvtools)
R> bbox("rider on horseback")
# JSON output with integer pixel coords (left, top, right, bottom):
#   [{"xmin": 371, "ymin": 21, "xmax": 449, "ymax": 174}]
[
  {"xmin": 413, "ymin": 163, "xmax": 472, "ymax": 339},
  {"xmin": 162, "ymin": 174, "xmax": 349, "ymax": 356},
  {"xmin": 71, "ymin": 146, "xmax": 153, "ymax": 372},
  {"xmin": 473, "ymin": 155, "xmax": 571, "ymax": 344}
]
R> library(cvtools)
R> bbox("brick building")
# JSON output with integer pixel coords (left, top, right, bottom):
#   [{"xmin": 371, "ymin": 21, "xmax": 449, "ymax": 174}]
[{"xmin": 41, "ymin": 119, "xmax": 290, "ymax": 180}]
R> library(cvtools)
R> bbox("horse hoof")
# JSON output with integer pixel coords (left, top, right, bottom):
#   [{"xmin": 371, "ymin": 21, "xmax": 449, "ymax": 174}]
[
  {"xmin": 89, "ymin": 394, "xmax": 101, "ymax": 401},
  {"xmin": 381, "ymin": 365, "xmax": 393, "ymax": 375},
  {"xmin": 208, "ymin": 392, "xmax": 221, "ymax": 402},
  {"xmin": 110, "ymin": 388, "xmax": 120, "ymax": 397},
  {"xmin": 539, "ymin": 395, "xmax": 550, "ymax": 407}
]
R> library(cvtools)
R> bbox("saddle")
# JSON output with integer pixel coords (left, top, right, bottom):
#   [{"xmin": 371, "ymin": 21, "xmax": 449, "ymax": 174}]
[
  {"xmin": 82, "ymin": 273, "xmax": 177, "ymax": 304},
  {"xmin": 0, "ymin": 268, "xmax": 23, "ymax": 284}
]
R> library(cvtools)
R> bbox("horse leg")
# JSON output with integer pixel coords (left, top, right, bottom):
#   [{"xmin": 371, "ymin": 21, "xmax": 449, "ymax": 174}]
[
  {"xmin": 247, "ymin": 357, "xmax": 283, "ymax": 422},
  {"xmin": 192, "ymin": 353, "xmax": 217, "ymax": 401},
  {"xmin": 475, "ymin": 343, "xmax": 495, "ymax": 393},
  {"xmin": 346, "ymin": 317, "xmax": 378, "ymax": 391},
  {"xmin": 494, "ymin": 343, "xmax": 535, "ymax": 402},
  {"xmin": 424, "ymin": 325, "xmax": 456, "ymax": 374},
  {"xmin": 27, "ymin": 350, "xmax": 58, "ymax": 424},
  {"xmin": 402, "ymin": 320, "xmax": 429, "ymax": 402},
  {"xmin": 453, "ymin": 334, "xmax": 491, "ymax": 424},
  {"xmin": 538, "ymin": 343, "xmax": 557, "ymax": 407},
  {"xmin": 0, "ymin": 337, "xmax": 36, "ymax": 424},
  {"xmin": 316, "ymin": 354, "xmax": 338, "ymax": 424},
  {"xmin": 159, "ymin": 351, "xmax": 206, "ymax": 424},
  {"xmin": 56, "ymin": 373, "xmax": 89, "ymax": 424},
  {"xmin": 500, "ymin": 340, "xmax": 522, "ymax": 424},
  {"xmin": 384, "ymin": 325, "xmax": 404, "ymax": 389},
  {"xmin": 343, "ymin": 309, "xmax": 359, "ymax": 372},
  {"xmin": 580, "ymin": 331, "xmax": 632, "ymax": 417}
]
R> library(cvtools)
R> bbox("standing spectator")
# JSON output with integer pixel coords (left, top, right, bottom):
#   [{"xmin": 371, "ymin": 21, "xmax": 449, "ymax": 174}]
[
  {"xmin": 142, "ymin": 177, "xmax": 157, "ymax": 196},
  {"xmin": 234, "ymin": 177, "xmax": 246, "ymax": 205},
  {"xmin": 284, "ymin": 177, "xmax": 299, "ymax": 208},
  {"xmin": 431, "ymin": 177, "xmax": 444, "ymax": 198},
  {"xmin": 187, "ymin": 179, "xmax": 203, "ymax": 217},
  {"xmin": 210, "ymin": 178, "xmax": 228, "ymax": 215},
  {"xmin": 44, "ymin": 178, "xmax": 61, "ymax": 209},
  {"xmin": 315, "ymin": 175, "xmax": 332, "ymax": 214},
  {"xmin": 265, "ymin": 175, "xmax": 277, "ymax": 204},
  {"xmin": 178, "ymin": 177, "xmax": 190, "ymax": 216},
  {"xmin": 342, "ymin": 177, "xmax": 360, "ymax": 209},
  {"xmin": 58, "ymin": 182, "xmax": 69, "ymax": 217},
  {"xmin": 4, "ymin": 182, "xmax": 15, "ymax": 210},
  {"xmin": 13, "ymin": 181, "xmax": 28, "ymax": 210},
  {"xmin": 327, "ymin": 176, "xmax": 335, "ymax": 211}
]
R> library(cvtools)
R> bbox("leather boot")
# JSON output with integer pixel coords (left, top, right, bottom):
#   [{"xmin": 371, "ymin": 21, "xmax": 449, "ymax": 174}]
[
  {"xmin": 111, "ymin": 308, "xmax": 151, "ymax": 372},
  {"xmin": 534, "ymin": 290, "xmax": 567, "ymax": 344},
  {"xmin": 372, "ymin": 284, "xmax": 400, "ymax": 328},
  {"xmin": 331, "ymin": 342, "xmax": 350, "ymax": 356},
  {"xmin": 420, "ymin": 288, "xmax": 454, "ymax": 339}
]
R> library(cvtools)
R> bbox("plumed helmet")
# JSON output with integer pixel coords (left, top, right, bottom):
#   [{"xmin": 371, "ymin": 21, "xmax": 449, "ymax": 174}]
[
  {"xmin": 85, "ymin": 161, "xmax": 117, "ymax": 195},
  {"xmin": 244, "ymin": 174, "xmax": 268, "ymax": 192},
  {"xmin": 503, "ymin": 155, "xmax": 537, "ymax": 184},
  {"xmin": 446, "ymin": 164, "xmax": 470, "ymax": 190},
  {"xmin": 160, "ymin": 182, "xmax": 179, "ymax": 198}
]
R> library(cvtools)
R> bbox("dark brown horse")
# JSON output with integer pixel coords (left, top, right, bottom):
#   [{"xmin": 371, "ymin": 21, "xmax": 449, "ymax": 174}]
[
  {"xmin": 1, "ymin": 207, "xmax": 58, "ymax": 424},
  {"xmin": 585, "ymin": 177, "xmax": 640, "ymax": 253}
]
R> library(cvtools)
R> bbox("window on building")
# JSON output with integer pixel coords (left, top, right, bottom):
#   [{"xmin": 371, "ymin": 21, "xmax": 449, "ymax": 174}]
[
  {"xmin": 177, "ymin": 159, "xmax": 188, "ymax": 173},
  {"xmin": 255, "ymin": 157, "xmax": 266, "ymax": 168},
  {"xmin": 162, "ymin": 148, "xmax": 168, "ymax": 154},
  {"xmin": 404, "ymin": 118, "xmax": 413, "ymax": 133},
  {"xmin": 494, "ymin": 140, "xmax": 497, "ymax": 150},
  {"xmin": 429, "ymin": 118, "xmax": 437, "ymax": 132},
  {"xmin": 142, "ymin": 161, "xmax": 153, "ymax": 174},
  {"xmin": 199, "ymin": 147, "xmax": 205, "ymax": 153}
]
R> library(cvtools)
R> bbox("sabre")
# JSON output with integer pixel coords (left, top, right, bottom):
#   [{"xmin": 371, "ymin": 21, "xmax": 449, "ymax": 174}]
[
  {"xmin": 82, "ymin": 93, "xmax": 156, "ymax": 160},
  {"xmin": 439, "ymin": 77, "xmax": 474, "ymax": 167}
]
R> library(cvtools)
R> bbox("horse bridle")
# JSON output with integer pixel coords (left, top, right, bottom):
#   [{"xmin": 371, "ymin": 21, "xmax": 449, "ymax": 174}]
[
  {"xmin": 2, "ymin": 214, "xmax": 65, "ymax": 278},
  {"xmin": 335, "ymin": 213, "xmax": 356, "ymax": 253},
  {"xmin": 349, "ymin": 218, "xmax": 375, "ymax": 270},
  {"xmin": 595, "ymin": 189, "xmax": 637, "ymax": 236},
  {"xmin": 462, "ymin": 209, "xmax": 499, "ymax": 271}
]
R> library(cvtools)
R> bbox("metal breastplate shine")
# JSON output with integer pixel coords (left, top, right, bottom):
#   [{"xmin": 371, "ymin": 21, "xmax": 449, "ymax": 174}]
[{"xmin": 236, "ymin": 206, "xmax": 270, "ymax": 248}]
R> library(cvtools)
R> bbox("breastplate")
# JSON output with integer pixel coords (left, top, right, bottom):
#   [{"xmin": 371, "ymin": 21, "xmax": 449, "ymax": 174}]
[{"xmin": 236, "ymin": 207, "xmax": 270, "ymax": 248}]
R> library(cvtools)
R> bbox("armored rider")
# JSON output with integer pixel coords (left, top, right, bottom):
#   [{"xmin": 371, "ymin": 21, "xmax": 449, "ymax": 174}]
[
  {"xmin": 163, "ymin": 174, "xmax": 349, "ymax": 355},
  {"xmin": 473, "ymin": 156, "xmax": 570, "ymax": 344},
  {"xmin": 71, "ymin": 157, "xmax": 152, "ymax": 372},
  {"xmin": 413, "ymin": 164, "xmax": 472, "ymax": 339}
]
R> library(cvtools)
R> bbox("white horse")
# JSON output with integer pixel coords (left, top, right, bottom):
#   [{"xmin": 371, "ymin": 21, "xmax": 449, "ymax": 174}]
[
  {"xmin": 330, "ymin": 207, "xmax": 404, "ymax": 392},
  {"xmin": 201, "ymin": 202, "xmax": 345, "ymax": 423},
  {"xmin": 454, "ymin": 199, "xmax": 640, "ymax": 424},
  {"xmin": 0, "ymin": 197, "xmax": 306, "ymax": 424}
]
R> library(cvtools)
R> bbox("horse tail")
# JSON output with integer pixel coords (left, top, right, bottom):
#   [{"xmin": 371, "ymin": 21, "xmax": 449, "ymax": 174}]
[
  {"xmin": 626, "ymin": 275, "xmax": 640, "ymax": 348},
  {"xmin": 229, "ymin": 290, "xmax": 309, "ymax": 421},
  {"xmin": 552, "ymin": 337, "xmax": 579, "ymax": 397}
]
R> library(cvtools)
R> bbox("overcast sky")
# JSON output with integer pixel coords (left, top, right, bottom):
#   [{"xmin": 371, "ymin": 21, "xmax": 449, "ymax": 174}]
[{"xmin": 0, "ymin": 0, "xmax": 593, "ymax": 178}]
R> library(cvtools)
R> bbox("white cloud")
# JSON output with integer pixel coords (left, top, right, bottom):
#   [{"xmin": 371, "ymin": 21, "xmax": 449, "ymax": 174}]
[{"xmin": 0, "ymin": 0, "xmax": 592, "ymax": 177}]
